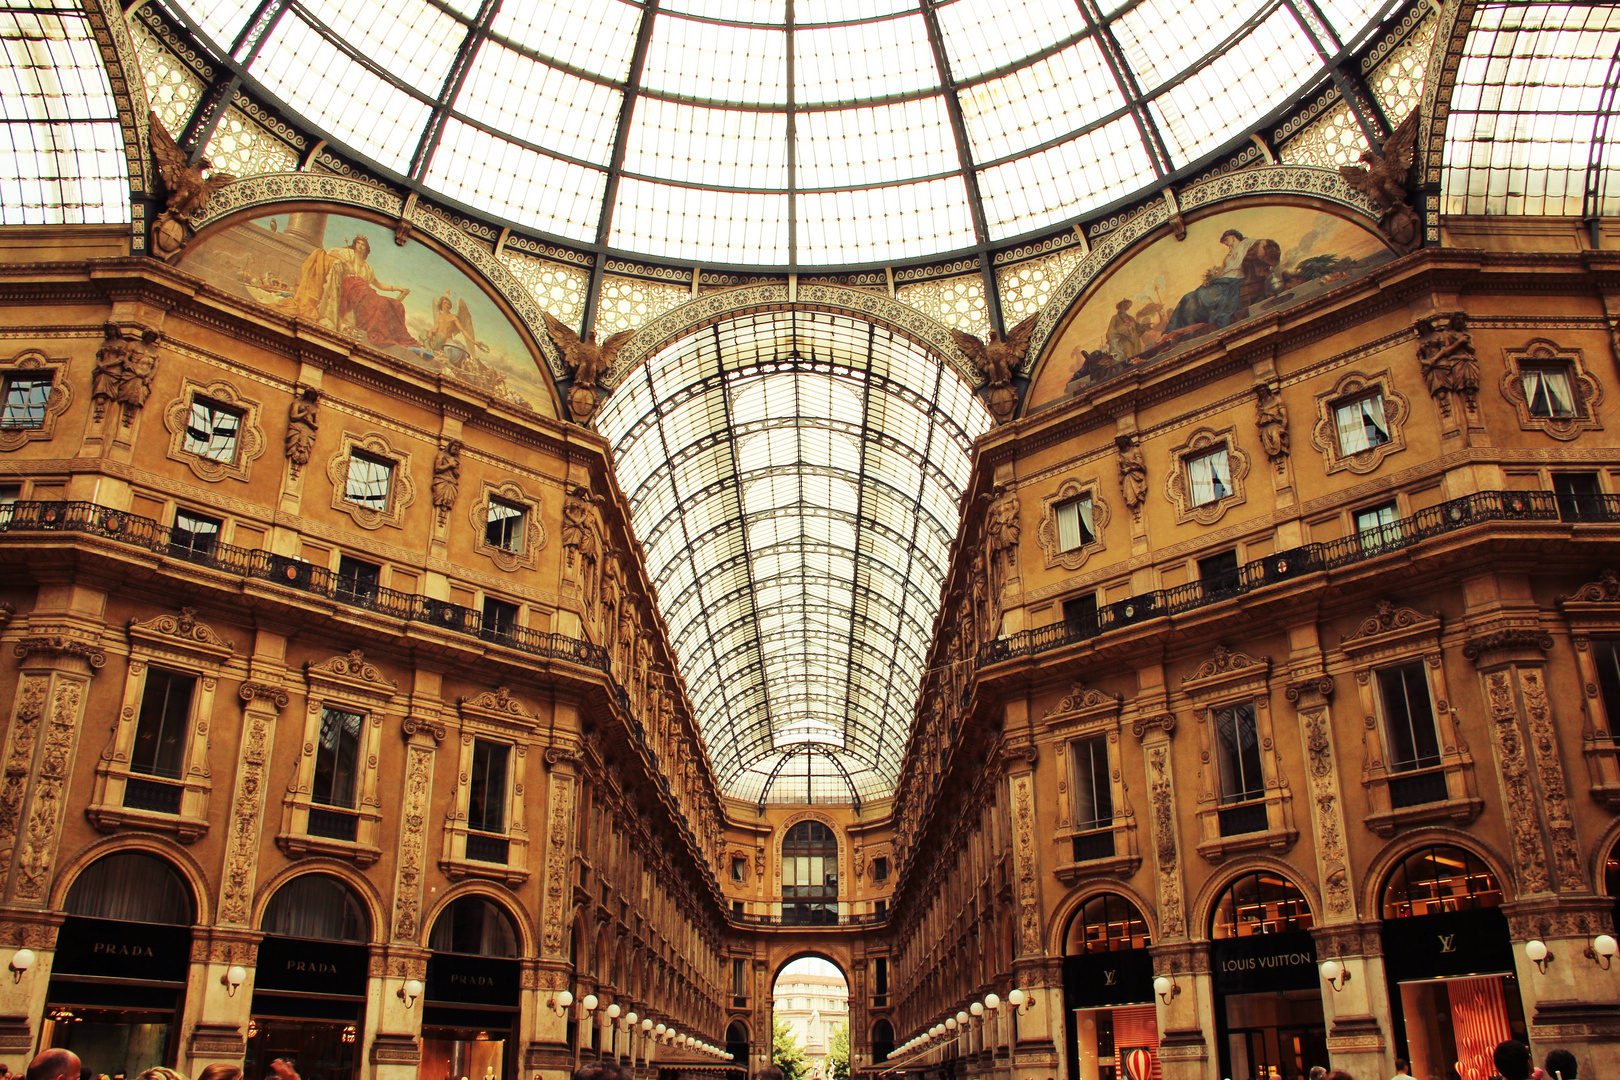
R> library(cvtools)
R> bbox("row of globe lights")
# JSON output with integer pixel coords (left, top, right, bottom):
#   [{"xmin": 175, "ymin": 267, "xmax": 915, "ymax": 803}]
[
  {"xmin": 552, "ymin": 991, "xmax": 728, "ymax": 1059},
  {"xmin": 891, "ymin": 989, "xmax": 1027, "ymax": 1058}
]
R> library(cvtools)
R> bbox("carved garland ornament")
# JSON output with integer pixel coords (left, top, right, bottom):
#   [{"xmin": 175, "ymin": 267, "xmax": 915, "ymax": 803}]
[
  {"xmin": 1484, "ymin": 670, "xmax": 1551, "ymax": 894},
  {"xmin": 0, "ymin": 677, "xmax": 49, "ymax": 868},
  {"xmin": 14, "ymin": 679, "xmax": 85, "ymax": 900},
  {"xmin": 1147, "ymin": 744, "xmax": 1185, "ymax": 938},
  {"xmin": 219, "ymin": 686, "xmax": 285, "ymax": 924},
  {"xmin": 392, "ymin": 744, "xmax": 434, "ymax": 940}
]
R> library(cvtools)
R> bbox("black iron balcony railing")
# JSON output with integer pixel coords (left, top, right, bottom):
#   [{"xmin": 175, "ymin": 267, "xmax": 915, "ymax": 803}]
[
  {"xmin": 982, "ymin": 489, "xmax": 1575, "ymax": 667},
  {"xmin": 727, "ymin": 909, "xmax": 890, "ymax": 927},
  {"xmin": 0, "ymin": 500, "xmax": 610, "ymax": 671}
]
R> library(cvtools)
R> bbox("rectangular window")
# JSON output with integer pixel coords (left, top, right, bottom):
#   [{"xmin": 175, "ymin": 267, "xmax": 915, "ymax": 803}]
[
  {"xmin": 344, "ymin": 452, "xmax": 392, "ymax": 509},
  {"xmin": 1199, "ymin": 549, "xmax": 1240, "ymax": 597},
  {"xmin": 169, "ymin": 509, "xmax": 222, "ymax": 558},
  {"xmin": 731, "ymin": 857, "xmax": 747, "ymax": 882},
  {"xmin": 1554, "ymin": 472, "xmax": 1605, "ymax": 522},
  {"xmin": 1523, "ymin": 365, "xmax": 1577, "ymax": 418},
  {"xmin": 485, "ymin": 499, "xmax": 526, "ymax": 552},
  {"xmin": 0, "ymin": 374, "xmax": 51, "ymax": 429},
  {"xmin": 467, "ymin": 738, "xmax": 510, "ymax": 834},
  {"xmin": 875, "ymin": 899, "xmax": 887, "ymax": 919},
  {"xmin": 1070, "ymin": 735, "xmax": 1114, "ymax": 830},
  {"xmin": 1594, "ymin": 640, "xmax": 1620, "ymax": 730},
  {"xmin": 1186, "ymin": 447, "xmax": 1232, "ymax": 506},
  {"xmin": 483, "ymin": 597, "xmax": 520, "ymax": 640},
  {"xmin": 182, "ymin": 397, "xmax": 243, "ymax": 462},
  {"xmin": 131, "ymin": 668, "xmax": 194, "ymax": 780},
  {"xmin": 874, "ymin": 957, "xmax": 888, "ymax": 996},
  {"xmin": 732, "ymin": 958, "xmax": 747, "ymax": 998},
  {"xmin": 336, "ymin": 555, "xmax": 380, "ymax": 602},
  {"xmin": 1213, "ymin": 703, "xmax": 1265, "ymax": 804},
  {"xmin": 0, "ymin": 485, "xmax": 18, "ymax": 524},
  {"xmin": 312, "ymin": 706, "xmax": 364, "ymax": 809},
  {"xmin": 1054, "ymin": 495, "xmax": 1095, "ymax": 551},
  {"xmin": 1334, "ymin": 393, "xmax": 1391, "ymax": 455},
  {"xmin": 1378, "ymin": 662, "xmax": 1442, "ymax": 772},
  {"xmin": 872, "ymin": 856, "xmax": 888, "ymax": 883},
  {"xmin": 1356, "ymin": 501, "xmax": 1400, "ymax": 550}
]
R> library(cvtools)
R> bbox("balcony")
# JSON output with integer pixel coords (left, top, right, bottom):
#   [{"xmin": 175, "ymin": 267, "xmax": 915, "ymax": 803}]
[
  {"xmin": 122, "ymin": 776, "xmax": 183, "ymax": 815},
  {"xmin": 307, "ymin": 806, "xmax": 360, "ymax": 843}
]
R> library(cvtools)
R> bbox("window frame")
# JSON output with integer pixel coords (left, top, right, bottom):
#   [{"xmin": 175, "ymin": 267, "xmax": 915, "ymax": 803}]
[
  {"xmin": 0, "ymin": 349, "xmax": 69, "ymax": 451},
  {"xmin": 327, "ymin": 432, "xmax": 416, "ymax": 531},
  {"xmin": 1037, "ymin": 476, "xmax": 1110, "ymax": 569},
  {"xmin": 1354, "ymin": 499, "xmax": 1402, "ymax": 553},
  {"xmin": 181, "ymin": 395, "xmax": 244, "ymax": 464},
  {"xmin": 344, "ymin": 451, "xmax": 393, "ymax": 511},
  {"xmin": 1555, "ymin": 573, "xmax": 1620, "ymax": 808},
  {"xmin": 1331, "ymin": 391, "xmax": 1392, "ymax": 456},
  {"xmin": 1046, "ymin": 682, "xmax": 1140, "ymax": 879},
  {"xmin": 1183, "ymin": 648, "xmax": 1295, "ymax": 858},
  {"xmin": 169, "ymin": 508, "xmax": 223, "ymax": 560},
  {"xmin": 1311, "ymin": 369, "xmax": 1409, "ymax": 475},
  {"xmin": 1374, "ymin": 661, "xmax": 1443, "ymax": 774},
  {"xmin": 0, "ymin": 372, "xmax": 53, "ymax": 431},
  {"xmin": 472, "ymin": 480, "xmax": 548, "ymax": 572},
  {"xmin": 1501, "ymin": 338, "xmax": 1603, "ymax": 441},
  {"xmin": 161, "ymin": 378, "xmax": 266, "ymax": 483},
  {"xmin": 1166, "ymin": 426, "xmax": 1250, "ymax": 525},
  {"xmin": 444, "ymin": 687, "xmax": 538, "ymax": 885}
]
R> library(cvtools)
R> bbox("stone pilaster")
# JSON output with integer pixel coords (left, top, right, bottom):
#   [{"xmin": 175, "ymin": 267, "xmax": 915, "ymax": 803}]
[{"xmin": 1311, "ymin": 922, "xmax": 1389, "ymax": 1077}]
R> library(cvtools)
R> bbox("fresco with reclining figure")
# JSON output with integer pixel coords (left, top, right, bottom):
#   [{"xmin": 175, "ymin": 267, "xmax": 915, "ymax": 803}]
[{"xmin": 1029, "ymin": 205, "xmax": 1395, "ymax": 410}]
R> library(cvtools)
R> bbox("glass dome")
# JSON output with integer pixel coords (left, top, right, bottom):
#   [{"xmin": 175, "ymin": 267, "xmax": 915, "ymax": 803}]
[{"xmin": 161, "ymin": 0, "xmax": 1401, "ymax": 268}]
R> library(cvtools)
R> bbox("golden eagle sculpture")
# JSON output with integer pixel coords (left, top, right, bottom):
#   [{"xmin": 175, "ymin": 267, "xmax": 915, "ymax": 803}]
[
  {"xmin": 542, "ymin": 312, "xmax": 635, "ymax": 425},
  {"xmin": 148, "ymin": 113, "xmax": 237, "ymax": 263},
  {"xmin": 950, "ymin": 312, "xmax": 1040, "ymax": 423}
]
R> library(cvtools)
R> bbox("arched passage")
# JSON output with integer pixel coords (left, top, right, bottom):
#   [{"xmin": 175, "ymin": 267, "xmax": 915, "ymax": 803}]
[
  {"xmin": 1062, "ymin": 892, "xmax": 1157, "ymax": 1080},
  {"xmin": 772, "ymin": 955, "xmax": 849, "ymax": 1080},
  {"xmin": 422, "ymin": 894, "xmax": 523, "ymax": 1080}
]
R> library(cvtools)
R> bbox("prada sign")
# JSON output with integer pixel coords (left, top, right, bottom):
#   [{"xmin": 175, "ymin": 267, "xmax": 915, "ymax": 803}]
[
  {"xmin": 255, "ymin": 937, "xmax": 369, "ymax": 996},
  {"xmin": 53, "ymin": 917, "xmax": 192, "ymax": 983},
  {"xmin": 426, "ymin": 952, "xmax": 520, "ymax": 1007},
  {"xmin": 1062, "ymin": 948, "xmax": 1155, "ymax": 1009},
  {"xmin": 1212, "ymin": 931, "xmax": 1317, "ymax": 994},
  {"xmin": 1381, "ymin": 907, "xmax": 1514, "ymax": 982}
]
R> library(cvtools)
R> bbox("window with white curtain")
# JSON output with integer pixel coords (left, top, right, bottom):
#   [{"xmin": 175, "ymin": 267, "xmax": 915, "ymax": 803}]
[
  {"xmin": 1054, "ymin": 495, "xmax": 1095, "ymax": 551},
  {"xmin": 1186, "ymin": 447, "xmax": 1232, "ymax": 506},
  {"xmin": 1522, "ymin": 366, "xmax": 1577, "ymax": 418},
  {"xmin": 1334, "ymin": 394, "xmax": 1390, "ymax": 455}
]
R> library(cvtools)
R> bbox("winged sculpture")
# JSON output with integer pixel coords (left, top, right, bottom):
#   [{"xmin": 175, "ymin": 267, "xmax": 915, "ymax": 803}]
[
  {"xmin": 1339, "ymin": 111, "xmax": 1422, "ymax": 250},
  {"xmin": 951, "ymin": 312, "xmax": 1040, "ymax": 388},
  {"xmin": 543, "ymin": 313, "xmax": 636, "ymax": 423},
  {"xmin": 148, "ymin": 113, "xmax": 237, "ymax": 261}
]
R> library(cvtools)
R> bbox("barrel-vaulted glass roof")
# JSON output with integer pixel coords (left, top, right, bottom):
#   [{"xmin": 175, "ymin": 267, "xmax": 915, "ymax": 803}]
[
  {"xmin": 595, "ymin": 309, "xmax": 990, "ymax": 805},
  {"xmin": 158, "ymin": 0, "xmax": 1403, "ymax": 267}
]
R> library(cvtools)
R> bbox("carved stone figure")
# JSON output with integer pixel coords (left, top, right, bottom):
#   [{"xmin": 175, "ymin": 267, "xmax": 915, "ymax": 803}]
[
  {"xmin": 562, "ymin": 485, "xmax": 603, "ymax": 617},
  {"xmin": 599, "ymin": 546, "xmax": 622, "ymax": 646},
  {"xmin": 285, "ymin": 386, "xmax": 320, "ymax": 475},
  {"xmin": 1416, "ymin": 313, "xmax": 1480, "ymax": 416},
  {"xmin": 1116, "ymin": 435, "xmax": 1148, "ymax": 516},
  {"xmin": 1339, "ymin": 110, "xmax": 1421, "ymax": 252},
  {"xmin": 542, "ymin": 313, "xmax": 635, "ymax": 424},
  {"xmin": 93, "ymin": 324, "xmax": 162, "ymax": 426},
  {"xmin": 149, "ymin": 112, "xmax": 238, "ymax": 263},
  {"xmin": 951, "ymin": 313, "xmax": 1040, "ymax": 424},
  {"xmin": 1254, "ymin": 384, "xmax": 1290, "ymax": 469},
  {"xmin": 430, "ymin": 439, "xmax": 462, "ymax": 520}
]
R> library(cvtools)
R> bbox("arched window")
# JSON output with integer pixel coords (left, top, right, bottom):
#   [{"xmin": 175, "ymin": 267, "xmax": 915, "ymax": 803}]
[
  {"xmin": 872, "ymin": 1019, "xmax": 895, "ymax": 1063},
  {"xmin": 1211, "ymin": 871, "xmax": 1313, "ymax": 939},
  {"xmin": 65, "ymin": 852, "xmax": 194, "ymax": 924},
  {"xmin": 1065, "ymin": 892, "xmax": 1151, "ymax": 954},
  {"xmin": 1607, "ymin": 840, "xmax": 1619, "ymax": 931},
  {"xmin": 726, "ymin": 1020, "xmax": 749, "ymax": 1065},
  {"xmin": 782, "ymin": 821, "xmax": 838, "ymax": 925},
  {"xmin": 1383, "ymin": 845, "xmax": 1502, "ymax": 919},
  {"xmin": 262, "ymin": 873, "xmax": 369, "ymax": 941},
  {"xmin": 429, "ymin": 895, "xmax": 518, "ymax": 957}
]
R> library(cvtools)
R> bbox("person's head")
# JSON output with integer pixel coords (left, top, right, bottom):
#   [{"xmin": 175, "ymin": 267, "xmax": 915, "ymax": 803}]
[
  {"xmin": 197, "ymin": 1066, "xmax": 243, "ymax": 1080},
  {"xmin": 132, "ymin": 1070, "xmax": 188, "ymax": 1080},
  {"xmin": 1220, "ymin": 228, "xmax": 1245, "ymax": 246},
  {"xmin": 755, "ymin": 1068, "xmax": 785, "ymax": 1080},
  {"xmin": 351, "ymin": 235, "xmax": 371, "ymax": 258},
  {"xmin": 26, "ymin": 1050, "xmax": 80, "ymax": 1080},
  {"xmin": 1495, "ymin": 1040, "xmax": 1534, "ymax": 1080},
  {"xmin": 1327, "ymin": 1071, "xmax": 1354, "ymax": 1080},
  {"xmin": 1310, "ymin": 1067, "xmax": 1327, "ymax": 1080},
  {"xmin": 1544, "ymin": 1050, "xmax": 1577, "ymax": 1080},
  {"xmin": 1396, "ymin": 1061, "xmax": 1410, "ymax": 1075},
  {"xmin": 571, "ymin": 1064, "xmax": 629, "ymax": 1080},
  {"xmin": 1116, "ymin": 299, "xmax": 1133, "ymax": 311}
]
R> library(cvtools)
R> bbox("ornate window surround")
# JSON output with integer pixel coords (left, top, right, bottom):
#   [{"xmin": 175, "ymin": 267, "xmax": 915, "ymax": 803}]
[
  {"xmin": 469, "ymin": 480, "xmax": 547, "ymax": 573},
  {"xmin": 276, "ymin": 650, "xmax": 397, "ymax": 865},
  {"xmin": 161, "ymin": 377, "xmax": 266, "ymax": 484},
  {"xmin": 1339, "ymin": 602, "xmax": 1481, "ymax": 835},
  {"xmin": 1164, "ymin": 427, "xmax": 1250, "ymax": 526},
  {"xmin": 1310, "ymin": 369, "xmax": 1410, "ymax": 475},
  {"xmin": 327, "ymin": 431, "xmax": 416, "ymax": 531},
  {"xmin": 0, "ymin": 349, "xmax": 71, "ymax": 452},
  {"xmin": 440, "ymin": 687, "xmax": 537, "ymax": 885},
  {"xmin": 87, "ymin": 609, "xmax": 234, "ymax": 841},
  {"xmin": 1182, "ymin": 648, "xmax": 1297, "ymax": 862},
  {"xmin": 1500, "ymin": 338, "xmax": 1603, "ymax": 442},
  {"xmin": 1557, "ymin": 569, "xmax": 1620, "ymax": 807},
  {"xmin": 1041, "ymin": 682, "xmax": 1140, "ymax": 881},
  {"xmin": 1036, "ymin": 477, "xmax": 1110, "ymax": 570}
]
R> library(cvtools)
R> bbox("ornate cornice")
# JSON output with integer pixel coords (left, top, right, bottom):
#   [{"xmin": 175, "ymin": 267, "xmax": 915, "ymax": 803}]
[
  {"xmin": 1284, "ymin": 676, "xmax": 1335, "ymax": 703},
  {"xmin": 1462, "ymin": 628, "xmax": 1554, "ymax": 661},
  {"xmin": 401, "ymin": 715, "xmax": 447, "ymax": 742}
]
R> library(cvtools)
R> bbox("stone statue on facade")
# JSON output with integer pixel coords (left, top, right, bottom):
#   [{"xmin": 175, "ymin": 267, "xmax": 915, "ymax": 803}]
[
  {"xmin": 285, "ymin": 386, "xmax": 320, "ymax": 476},
  {"xmin": 542, "ymin": 313, "xmax": 634, "ymax": 425},
  {"xmin": 430, "ymin": 439, "xmax": 462, "ymax": 521},
  {"xmin": 1254, "ymin": 384, "xmax": 1289, "ymax": 470},
  {"xmin": 952, "ymin": 313, "xmax": 1040, "ymax": 424},
  {"xmin": 1416, "ymin": 312, "xmax": 1480, "ymax": 417},
  {"xmin": 93, "ymin": 323, "xmax": 161, "ymax": 426},
  {"xmin": 562, "ymin": 484, "xmax": 603, "ymax": 618},
  {"xmin": 1116, "ymin": 435, "xmax": 1148, "ymax": 517}
]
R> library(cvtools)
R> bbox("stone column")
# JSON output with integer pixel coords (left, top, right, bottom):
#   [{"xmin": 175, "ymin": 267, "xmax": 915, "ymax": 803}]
[
  {"xmin": 1310, "ymin": 923, "xmax": 1389, "ymax": 1078},
  {"xmin": 1006, "ymin": 750, "xmax": 1057, "ymax": 1080},
  {"xmin": 367, "ymin": 942, "xmax": 429, "ymax": 1080},
  {"xmin": 529, "ymin": 738, "xmax": 582, "ymax": 1080},
  {"xmin": 1147, "ymin": 942, "xmax": 1210, "ymax": 1080}
]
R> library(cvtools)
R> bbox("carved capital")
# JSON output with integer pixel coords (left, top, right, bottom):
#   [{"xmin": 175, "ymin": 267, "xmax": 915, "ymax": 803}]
[
  {"xmin": 238, "ymin": 681, "xmax": 290, "ymax": 710},
  {"xmin": 401, "ymin": 715, "xmax": 447, "ymax": 743},
  {"xmin": 1001, "ymin": 743, "xmax": 1038, "ymax": 765},
  {"xmin": 544, "ymin": 745, "xmax": 580, "ymax": 768},
  {"xmin": 1131, "ymin": 714, "xmax": 1176, "ymax": 740},
  {"xmin": 1284, "ymin": 676, "xmax": 1335, "ymax": 703},
  {"xmin": 1463, "ymin": 628, "xmax": 1554, "ymax": 664},
  {"xmin": 13, "ymin": 634, "xmax": 106, "ymax": 669}
]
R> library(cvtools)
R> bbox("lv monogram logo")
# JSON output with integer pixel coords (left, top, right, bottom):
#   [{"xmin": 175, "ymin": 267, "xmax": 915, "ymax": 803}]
[
  {"xmin": 1104, "ymin": 970, "xmax": 1117, "ymax": 986},
  {"xmin": 1438, "ymin": 934, "xmax": 1457, "ymax": 953}
]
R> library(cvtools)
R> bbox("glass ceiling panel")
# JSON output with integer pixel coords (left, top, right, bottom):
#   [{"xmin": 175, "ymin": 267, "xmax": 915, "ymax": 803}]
[
  {"xmin": 1114, "ymin": 0, "xmax": 1271, "ymax": 93},
  {"xmin": 643, "ymin": 15, "xmax": 787, "ymax": 105},
  {"xmin": 596, "ymin": 309, "xmax": 989, "ymax": 803},
  {"xmin": 459, "ymin": 42, "xmax": 622, "ymax": 167},
  {"xmin": 797, "ymin": 175, "xmax": 976, "ymax": 264},
  {"xmin": 625, "ymin": 98, "xmax": 789, "ymax": 188},
  {"xmin": 168, "ymin": 0, "xmax": 253, "ymax": 52},
  {"xmin": 797, "ymin": 97, "xmax": 959, "ymax": 188},
  {"xmin": 959, "ymin": 37, "xmax": 1124, "ymax": 163},
  {"xmin": 299, "ymin": 0, "xmax": 463, "ymax": 98},
  {"xmin": 935, "ymin": 0, "xmax": 1090, "ymax": 81},
  {"xmin": 489, "ymin": 0, "xmax": 642, "ymax": 81},
  {"xmin": 793, "ymin": 13, "xmax": 937, "ymax": 104},
  {"xmin": 425, "ymin": 120, "xmax": 605, "ymax": 241}
]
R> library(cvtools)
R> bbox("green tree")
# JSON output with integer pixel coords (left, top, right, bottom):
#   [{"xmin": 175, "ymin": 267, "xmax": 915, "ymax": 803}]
[
  {"xmin": 828, "ymin": 1022, "xmax": 850, "ymax": 1080},
  {"xmin": 773, "ymin": 1016, "xmax": 808, "ymax": 1080}
]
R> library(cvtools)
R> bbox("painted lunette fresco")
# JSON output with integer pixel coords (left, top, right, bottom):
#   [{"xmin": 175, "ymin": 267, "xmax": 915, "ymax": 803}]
[
  {"xmin": 1029, "ymin": 205, "xmax": 1396, "ymax": 410},
  {"xmin": 182, "ymin": 210, "xmax": 557, "ymax": 418}
]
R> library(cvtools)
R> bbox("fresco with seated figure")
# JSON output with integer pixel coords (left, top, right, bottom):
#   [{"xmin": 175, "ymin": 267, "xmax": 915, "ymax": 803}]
[
  {"xmin": 182, "ymin": 209, "xmax": 556, "ymax": 418},
  {"xmin": 1029, "ymin": 205, "xmax": 1395, "ymax": 411}
]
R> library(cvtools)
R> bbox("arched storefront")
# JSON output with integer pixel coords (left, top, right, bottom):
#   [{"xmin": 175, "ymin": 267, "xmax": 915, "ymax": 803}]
[
  {"xmin": 1061, "ymin": 893, "xmax": 1156, "ymax": 1080},
  {"xmin": 1606, "ymin": 838, "xmax": 1619, "ymax": 932},
  {"xmin": 1380, "ymin": 845, "xmax": 1525, "ymax": 1080},
  {"xmin": 782, "ymin": 822, "xmax": 838, "ymax": 925},
  {"xmin": 247, "ymin": 873, "xmax": 372, "ymax": 1080},
  {"xmin": 1210, "ymin": 870, "xmax": 1325, "ymax": 1080},
  {"xmin": 421, "ymin": 895, "xmax": 521, "ymax": 1080},
  {"xmin": 871, "ymin": 1018, "xmax": 894, "ymax": 1063},
  {"xmin": 46, "ymin": 851, "xmax": 197, "ymax": 1074},
  {"xmin": 726, "ymin": 1019, "xmax": 750, "ymax": 1077}
]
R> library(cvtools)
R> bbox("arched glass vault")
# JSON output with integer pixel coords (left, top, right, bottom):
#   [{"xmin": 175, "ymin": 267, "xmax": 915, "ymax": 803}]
[{"xmin": 595, "ymin": 307, "xmax": 990, "ymax": 804}]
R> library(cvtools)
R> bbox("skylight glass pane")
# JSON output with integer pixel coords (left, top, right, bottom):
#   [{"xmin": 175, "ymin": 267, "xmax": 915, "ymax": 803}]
[
  {"xmin": 250, "ymin": 12, "xmax": 431, "ymax": 174},
  {"xmin": 1315, "ymin": 0, "xmax": 1394, "ymax": 43},
  {"xmin": 794, "ymin": 14, "xmax": 939, "ymax": 104},
  {"xmin": 959, "ymin": 37, "xmax": 1124, "ymax": 162},
  {"xmin": 612, "ymin": 179, "xmax": 789, "ymax": 264},
  {"xmin": 456, "ymin": 42, "xmax": 622, "ymax": 167},
  {"xmin": 1149, "ymin": 9, "xmax": 1318, "ymax": 167},
  {"xmin": 978, "ymin": 116, "xmax": 1157, "ymax": 237},
  {"xmin": 796, "ymin": 97, "xmax": 960, "ymax": 188},
  {"xmin": 624, "ymin": 98, "xmax": 788, "ymax": 188},
  {"xmin": 796, "ymin": 0, "xmax": 918, "ymax": 20},
  {"xmin": 663, "ymin": 0, "xmax": 787, "ymax": 19},
  {"xmin": 644, "ymin": 15, "xmax": 787, "ymax": 104},
  {"xmin": 798, "ymin": 176, "xmax": 976, "ymax": 264},
  {"xmin": 169, "ymin": 0, "xmax": 255, "ymax": 51},
  {"xmin": 299, "ymin": 0, "xmax": 464, "ymax": 97},
  {"xmin": 936, "ymin": 0, "xmax": 1090, "ymax": 80},
  {"xmin": 1112, "ymin": 0, "xmax": 1269, "ymax": 92},
  {"xmin": 489, "ymin": 0, "xmax": 642, "ymax": 82},
  {"xmin": 425, "ymin": 120, "xmax": 605, "ymax": 241}
]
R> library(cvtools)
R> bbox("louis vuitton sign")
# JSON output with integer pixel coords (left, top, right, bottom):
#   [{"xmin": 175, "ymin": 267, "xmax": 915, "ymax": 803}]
[{"xmin": 1212, "ymin": 931, "xmax": 1317, "ymax": 994}]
